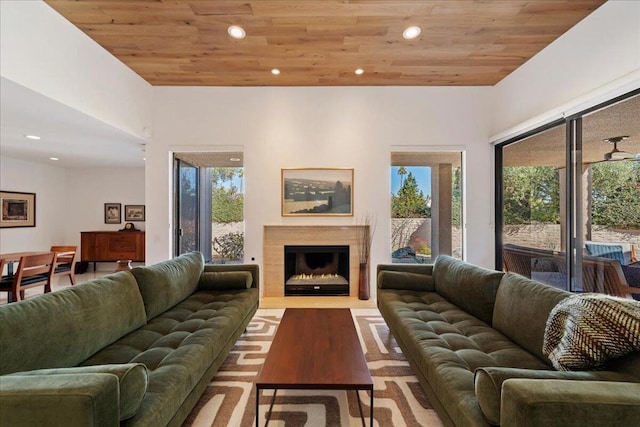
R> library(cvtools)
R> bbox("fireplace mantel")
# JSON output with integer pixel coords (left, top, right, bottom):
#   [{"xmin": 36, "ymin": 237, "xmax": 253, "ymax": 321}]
[{"xmin": 263, "ymin": 225, "xmax": 365, "ymax": 298}]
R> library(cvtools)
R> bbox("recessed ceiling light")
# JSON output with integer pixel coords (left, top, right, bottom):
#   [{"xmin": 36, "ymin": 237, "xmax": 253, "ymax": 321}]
[
  {"xmin": 227, "ymin": 25, "xmax": 246, "ymax": 39},
  {"xmin": 271, "ymin": 68, "xmax": 280, "ymax": 75},
  {"xmin": 49, "ymin": 157, "xmax": 59, "ymax": 161},
  {"xmin": 25, "ymin": 135, "xmax": 41, "ymax": 140},
  {"xmin": 230, "ymin": 157, "xmax": 241, "ymax": 162},
  {"xmin": 143, "ymin": 157, "xmax": 146, "ymax": 161},
  {"xmin": 355, "ymin": 68, "xmax": 364, "ymax": 75},
  {"xmin": 403, "ymin": 26, "xmax": 421, "ymax": 40}
]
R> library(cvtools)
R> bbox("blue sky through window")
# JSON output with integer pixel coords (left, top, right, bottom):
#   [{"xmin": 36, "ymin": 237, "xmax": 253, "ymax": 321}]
[{"xmin": 391, "ymin": 166, "xmax": 431, "ymax": 196}]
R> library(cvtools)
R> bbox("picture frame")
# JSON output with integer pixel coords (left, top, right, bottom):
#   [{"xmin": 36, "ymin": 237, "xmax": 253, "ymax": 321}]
[
  {"xmin": 0, "ymin": 191, "xmax": 36, "ymax": 228},
  {"xmin": 125, "ymin": 205, "xmax": 145, "ymax": 222},
  {"xmin": 282, "ymin": 168, "xmax": 354, "ymax": 216},
  {"xmin": 104, "ymin": 203, "xmax": 122, "ymax": 224}
]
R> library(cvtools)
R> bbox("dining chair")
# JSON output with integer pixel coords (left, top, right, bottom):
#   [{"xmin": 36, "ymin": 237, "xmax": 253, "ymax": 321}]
[
  {"xmin": 0, "ymin": 252, "xmax": 56, "ymax": 302},
  {"xmin": 51, "ymin": 245, "xmax": 78, "ymax": 286}
]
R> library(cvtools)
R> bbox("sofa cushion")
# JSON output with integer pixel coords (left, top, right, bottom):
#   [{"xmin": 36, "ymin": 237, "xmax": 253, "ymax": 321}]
[
  {"xmin": 131, "ymin": 252, "xmax": 204, "ymax": 321},
  {"xmin": 0, "ymin": 272, "xmax": 146, "ymax": 375},
  {"xmin": 198, "ymin": 271, "xmax": 253, "ymax": 290},
  {"xmin": 474, "ymin": 366, "xmax": 633, "ymax": 425},
  {"xmin": 81, "ymin": 287, "xmax": 258, "ymax": 426},
  {"xmin": 493, "ymin": 273, "xmax": 570, "ymax": 364},
  {"xmin": 377, "ymin": 270, "xmax": 434, "ymax": 291},
  {"xmin": 9, "ymin": 363, "xmax": 148, "ymax": 420},
  {"xmin": 432, "ymin": 255, "xmax": 504, "ymax": 326}
]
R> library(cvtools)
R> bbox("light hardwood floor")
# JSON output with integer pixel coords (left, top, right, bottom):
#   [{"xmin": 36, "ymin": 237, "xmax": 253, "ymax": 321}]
[{"xmin": 260, "ymin": 296, "xmax": 377, "ymax": 309}]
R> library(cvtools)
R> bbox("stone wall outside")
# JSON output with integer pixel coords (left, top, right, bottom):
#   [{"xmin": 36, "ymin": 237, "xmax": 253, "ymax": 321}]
[
  {"xmin": 392, "ymin": 219, "xmax": 639, "ymax": 259},
  {"xmin": 391, "ymin": 218, "xmax": 462, "ymax": 258},
  {"xmin": 503, "ymin": 223, "xmax": 640, "ymax": 252}
]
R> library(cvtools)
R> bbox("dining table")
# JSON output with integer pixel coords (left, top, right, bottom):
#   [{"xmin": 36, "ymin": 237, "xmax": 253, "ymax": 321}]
[{"xmin": 0, "ymin": 251, "xmax": 53, "ymax": 276}]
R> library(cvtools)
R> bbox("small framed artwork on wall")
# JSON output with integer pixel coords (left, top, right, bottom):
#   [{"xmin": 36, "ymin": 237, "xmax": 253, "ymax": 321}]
[
  {"xmin": 125, "ymin": 205, "xmax": 145, "ymax": 221},
  {"xmin": 104, "ymin": 203, "xmax": 121, "ymax": 224},
  {"xmin": 0, "ymin": 191, "xmax": 36, "ymax": 228}
]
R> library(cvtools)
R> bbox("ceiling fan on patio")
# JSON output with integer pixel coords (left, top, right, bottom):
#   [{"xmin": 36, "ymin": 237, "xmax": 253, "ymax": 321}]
[{"xmin": 602, "ymin": 136, "xmax": 638, "ymax": 161}]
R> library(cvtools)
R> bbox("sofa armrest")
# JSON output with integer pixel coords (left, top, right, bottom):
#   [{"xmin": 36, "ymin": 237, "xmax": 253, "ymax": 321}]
[
  {"xmin": 377, "ymin": 263, "xmax": 434, "ymax": 276},
  {"xmin": 0, "ymin": 373, "xmax": 120, "ymax": 427},
  {"xmin": 377, "ymin": 264, "xmax": 435, "ymax": 292},
  {"xmin": 501, "ymin": 379, "xmax": 640, "ymax": 427},
  {"xmin": 203, "ymin": 264, "xmax": 260, "ymax": 290}
]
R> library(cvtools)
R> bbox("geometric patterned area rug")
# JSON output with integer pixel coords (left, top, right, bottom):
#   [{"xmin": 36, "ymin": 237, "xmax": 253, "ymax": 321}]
[{"xmin": 183, "ymin": 308, "xmax": 443, "ymax": 427}]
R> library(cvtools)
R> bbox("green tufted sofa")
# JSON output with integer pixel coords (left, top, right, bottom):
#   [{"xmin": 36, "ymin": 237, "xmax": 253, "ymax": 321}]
[
  {"xmin": 377, "ymin": 255, "xmax": 640, "ymax": 427},
  {"xmin": 0, "ymin": 252, "xmax": 259, "ymax": 427}
]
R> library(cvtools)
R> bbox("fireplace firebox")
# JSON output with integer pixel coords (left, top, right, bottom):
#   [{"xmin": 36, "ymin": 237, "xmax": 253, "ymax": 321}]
[{"xmin": 284, "ymin": 245, "xmax": 349, "ymax": 296}]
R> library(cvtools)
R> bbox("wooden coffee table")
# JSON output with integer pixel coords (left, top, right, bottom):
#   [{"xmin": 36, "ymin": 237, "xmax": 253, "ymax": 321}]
[{"xmin": 255, "ymin": 308, "xmax": 373, "ymax": 426}]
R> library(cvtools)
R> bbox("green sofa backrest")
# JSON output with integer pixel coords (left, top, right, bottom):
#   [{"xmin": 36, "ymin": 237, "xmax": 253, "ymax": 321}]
[
  {"xmin": 493, "ymin": 273, "xmax": 571, "ymax": 365},
  {"xmin": 0, "ymin": 272, "xmax": 146, "ymax": 375},
  {"xmin": 433, "ymin": 255, "xmax": 504, "ymax": 326},
  {"xmin": 130, "ymin": 252, "xmax": 204, "ymax": 321}
]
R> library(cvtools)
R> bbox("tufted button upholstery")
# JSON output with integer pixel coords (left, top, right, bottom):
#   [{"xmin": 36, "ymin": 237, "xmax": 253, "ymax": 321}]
[
  {"xmin": 81, "ymin": 288, "xmax": 258, "ymax": 427},
  {"xmin": 379, "ymin": 289, "xmax": 550, "ymax": 427}
]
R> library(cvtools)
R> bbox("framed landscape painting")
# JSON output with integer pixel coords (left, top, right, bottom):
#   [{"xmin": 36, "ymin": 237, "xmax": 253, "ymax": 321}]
[
  {"xmin": 282, "ymin": 168, "xmax": 353, "ymax": 216},
  {"xmin": 125, "ymin": 205, "xmax": 145, "ymax": 221},
  {"xmin": 0, "ymin": 191, "xmax": 35, "ymax": 228}
]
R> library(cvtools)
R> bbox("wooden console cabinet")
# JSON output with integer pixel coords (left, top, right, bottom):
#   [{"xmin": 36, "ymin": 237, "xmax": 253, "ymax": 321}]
[{"xmin": 81, "ymin": 231, "xmax": 145, "ymax": 266}]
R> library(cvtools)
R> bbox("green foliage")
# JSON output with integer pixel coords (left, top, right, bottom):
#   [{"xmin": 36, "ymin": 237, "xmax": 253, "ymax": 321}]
[
  {"xmin": 591, "ymin": 161, "xmax": 640, "ymax": 228},
  {"xmin": 397, "ymin": 166, "xmax": 407, "ymax": 187},
  {"xmin": 211, "ymin": 167, "xmax": 244, "ymax": 223},
  {"xmin": 452, "ymin": 167, "xmax": 462, "ymax": 226},
  {"xmin": 503, "ymin": 161, "xmax": 640, "ymax": 229},
  {"xmin": 212, "ymin": 186, "xmax": 244, "ymax": 223},
  {"xmin": 392, "ymin": 172, "xmax": 430, "ymax": 218},
  {"xmin": 503, "ymin": 166, "xmax": 560, "ymax": 225},
  {"xmin": 213, "ymin": 232, "xmax": 244, "ymax": 262},
  {"xmin": 417, "ymin": 241, "xmax": 431, "ymax": 255}
]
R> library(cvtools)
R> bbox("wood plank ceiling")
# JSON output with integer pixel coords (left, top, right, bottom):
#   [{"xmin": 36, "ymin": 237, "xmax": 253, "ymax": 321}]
[{"xmin": 44, "ymin": 0, "xmax": 606, "ymax": 87}]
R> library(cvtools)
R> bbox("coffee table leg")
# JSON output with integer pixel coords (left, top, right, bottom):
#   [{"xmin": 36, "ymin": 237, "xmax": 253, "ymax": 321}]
[
  {"xmin": 255, "ymin": 386, "xmax": 259, "ymax": 427},
  {"xmin": 354, "ymin": 390, "xmax": 365, "ymax": 427},
  {"xmin": 264, "ymin": 389, "xmax": 277, "ymax": 426},
  {"xmin": 370, "ymin": 387, "xmax": 374, "ymax": 427}
]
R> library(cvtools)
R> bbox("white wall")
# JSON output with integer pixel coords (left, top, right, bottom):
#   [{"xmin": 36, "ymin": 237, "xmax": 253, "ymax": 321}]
[
  {"xmin": 492, "ymin": 0, "xmax": 640, "ymax": 139},
  {"xmin": 0, "ymin": 157, "xmax": 67, "ymax": 253},
  {"xmin": 0, "ymin": 158, "xmax": 145, "ymax": 264},
  {"xmin": 64, "ymin": 168, "xmax": 146, "ymax": 249},
  {"xmin": 0, "ymin": 0, "xmax": 153, "ymax": 140},
  {"xmin": 148, "ymin": 86, "xmax": 495, "ymax": 292}
]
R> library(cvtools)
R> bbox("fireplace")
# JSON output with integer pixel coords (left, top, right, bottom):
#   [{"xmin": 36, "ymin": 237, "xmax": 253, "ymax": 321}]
[{"xmin": 284, "ymin": 245, "xmax": 349, "ymax": 296}]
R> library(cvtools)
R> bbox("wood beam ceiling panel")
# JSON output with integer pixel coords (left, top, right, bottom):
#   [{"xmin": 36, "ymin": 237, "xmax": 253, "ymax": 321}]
[{"xmin": 44, "ymin": 0, "xmax": 607, "ymax": 86}]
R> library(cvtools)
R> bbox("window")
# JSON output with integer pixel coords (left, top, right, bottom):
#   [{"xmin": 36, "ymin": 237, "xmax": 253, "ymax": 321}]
[
  {"xmin": 174, "ymin": 152, "xmax": 244, "ymax": 263},
  {"xmin": 391, "ymin": 151, "xmax": 463, "ymax": 263},
  {"xmin": 496, "ymin": 90, "xmax": 640, "ymax": 294},
  {"xmin": 499, "ymin": 123, "xmax": 567, "ymax": 289}
]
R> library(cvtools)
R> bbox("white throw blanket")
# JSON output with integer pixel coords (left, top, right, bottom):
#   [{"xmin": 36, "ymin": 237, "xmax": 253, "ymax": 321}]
[{"xmin": 543, "ymin": 293, "xmax": 640, "ymax": 371}]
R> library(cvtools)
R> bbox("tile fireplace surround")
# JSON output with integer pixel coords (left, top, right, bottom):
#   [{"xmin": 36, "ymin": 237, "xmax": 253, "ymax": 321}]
[{"xmin": 263, "ymin": 225, "xmax": 366, "ymax": 298}]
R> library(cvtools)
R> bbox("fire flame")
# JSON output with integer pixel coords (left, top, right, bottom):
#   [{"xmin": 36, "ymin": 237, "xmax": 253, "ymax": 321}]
[{"xmin": 291, "ymin": 274, "xmax": 339, "ymax": 280}]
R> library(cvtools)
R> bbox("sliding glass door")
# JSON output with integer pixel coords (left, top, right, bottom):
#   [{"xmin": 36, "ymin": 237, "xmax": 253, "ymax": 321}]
[
  {"xmin": 175, "ymin": 159, "xmax": 199, "ymax": 255},
  {"xmin": 499, "ymin": 123, "xmax": 567, "ymax": 289},
  {"xmin": 173, "ymin": 152, "xmax": 244, "ymax": 263},
  {"xmin": 577, "ymin": 94, "xmax": 640, "ymax": 292},
  {"xmin": 496, "ymin": 90, "xmax": 640, "ymax": 294}
]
